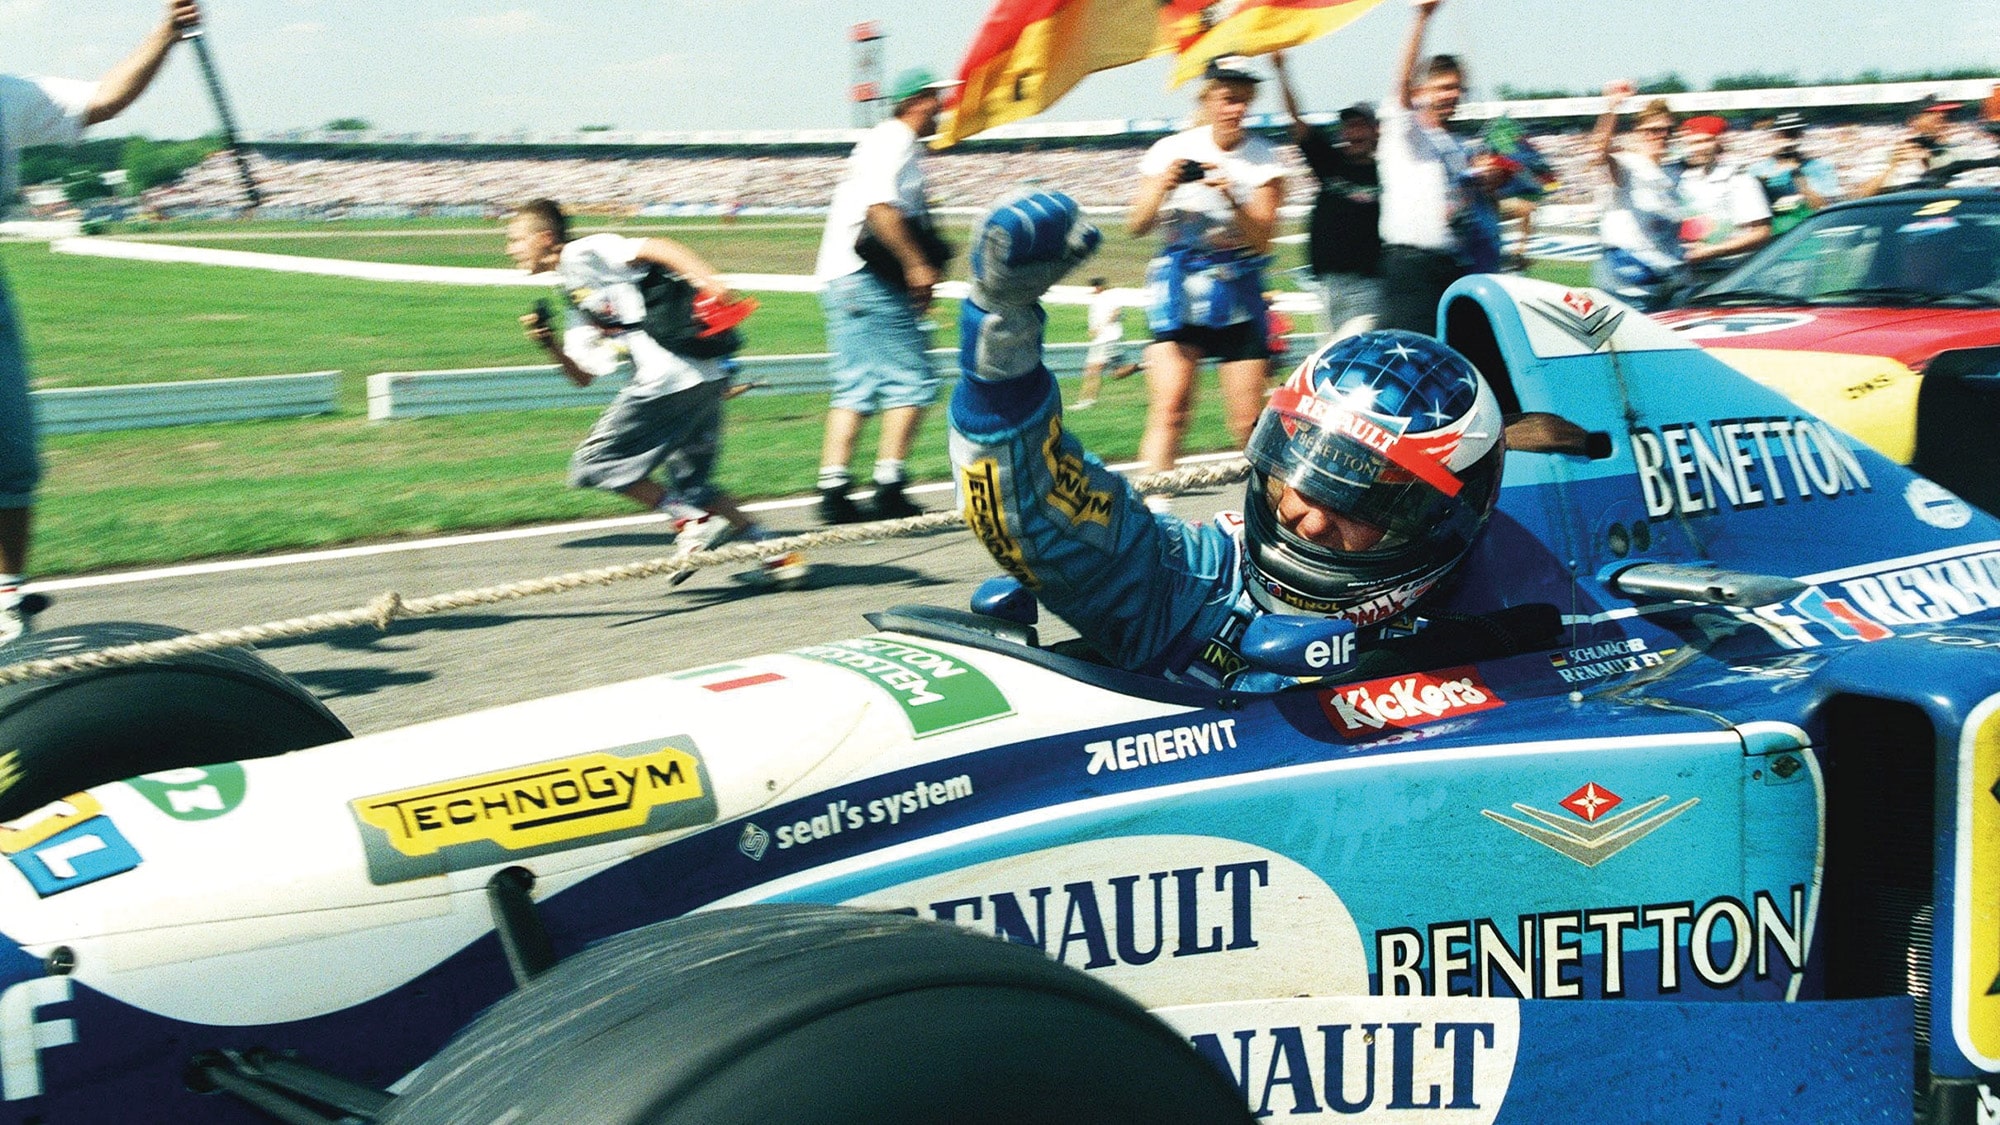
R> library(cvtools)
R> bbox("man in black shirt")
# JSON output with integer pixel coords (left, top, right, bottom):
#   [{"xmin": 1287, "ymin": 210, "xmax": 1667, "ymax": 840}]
[{"xmin": 1273, "ymin": 51, "xmax": 1383, "ymax": 342}]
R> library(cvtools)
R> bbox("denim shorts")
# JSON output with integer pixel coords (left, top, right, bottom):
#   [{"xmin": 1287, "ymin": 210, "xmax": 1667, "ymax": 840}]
[
  {"xmin": 820, "ymin": 270, "xmax": 937, "ymax": 414},
  {"xmin": 568, "ymin": 377, "xmax": 724, "ymax": 502},
  {"xmin": 0, "ymin": 273, "xmax": 40, "ymax": 507}
]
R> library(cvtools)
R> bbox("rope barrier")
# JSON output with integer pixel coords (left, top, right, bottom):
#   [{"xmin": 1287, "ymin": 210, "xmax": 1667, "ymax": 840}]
[{"xmin": 0, "ymin": 457, "xmax": 1252, "ymax": 687}]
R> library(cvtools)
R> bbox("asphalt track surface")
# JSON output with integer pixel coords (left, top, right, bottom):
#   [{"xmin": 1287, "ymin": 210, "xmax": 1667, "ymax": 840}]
[{"xmin": 28, "ymin": 479, "xmax": 1226, "ymax": 738}]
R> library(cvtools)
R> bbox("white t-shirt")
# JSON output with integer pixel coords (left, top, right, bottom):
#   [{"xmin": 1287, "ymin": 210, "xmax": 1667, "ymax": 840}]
[
  {"xmin": 815, "ymin": 118, "xmax": 928, "ymax": 284},
  {"xmin": 556, "ymin": 233, "xmax": 723, "ymax": 395},
  {"xmin": 1137, "ymin": 126, "xmax": 1285, "ymax": 252},
  {"xmin": 1, "ymin": 75, "xmax": 95, "ymax": 202},
  {"xmin": 1677, "ymin": 163, "xmax": 1772, "ymax": 246},
  {"xmin": 1597, "ymin": 152, "xmax": 1687, "ymax": 272},
  {"xmin": 1375, "ymin": 100, "xmax": 1470, "ymax": 252},
  {"xmin": 1087, "ymin": 289, "xmax": 1126, "ymax": 345}
]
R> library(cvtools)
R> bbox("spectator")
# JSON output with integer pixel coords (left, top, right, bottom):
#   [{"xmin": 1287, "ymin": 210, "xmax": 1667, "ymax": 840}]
[
  {"xmin": 1674, "ymin": 115, "xmax": 1773, "ymax": 286},
  {"xmin": 810, "ymin": 67, "xmax": 959, "ymax": 524},
  {"xmin": 1376, "ymin": 0, "xmax": 1506, "ymax": 335},
  {"xmin": 1073, "ymin": 277, "xmax": 1139, "ymax": 410},
  {"xmin": 1, "ymin": 0, "xmax": 203, "ymax": 645},
  {"xmin": 1858, "ymin": 96, "xmax": 1965, "ymax": 197},
  {"xmin": 1264, "ymin": 292, "xmax": 1297, "ymax": 372},
  {"xmin": 1589, "ymin": 84, "xmax": 1689, "ymax": 312},
  {"xmin": 1126, "ymin": 56, "xmax": 1285, "ymax": 497},
  {"xmin": 1749, "ymin": 113, "xmax": 1839, "ymax": 235},
  {"xmin": 1271, "ymin": 51, "xmax": 1382, "ymax": 342},
  {"xmin": 506, "ymin": 199, "xmax": 804, "ymax": 588}
]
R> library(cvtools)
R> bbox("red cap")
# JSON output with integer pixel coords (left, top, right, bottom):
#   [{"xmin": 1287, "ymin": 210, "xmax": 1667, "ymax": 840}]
[{"xmin": 1681, "ymin": 115, "xmax": 1728, "ymax": 137}]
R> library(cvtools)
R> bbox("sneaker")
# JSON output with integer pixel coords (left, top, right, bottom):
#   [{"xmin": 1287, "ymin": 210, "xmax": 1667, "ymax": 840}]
[
  {"xmin": 761, "ymin": 551, "xmax": 810, "ymax": 588},
  {"xmin": 1143, "ymin": 495, "xmax": 1173, "ymax": 516},
  {"xmin": 0, "ymin": 602, "xmax": 24, "ymax": 648},
  {"xmin": 870, "ymin": 479, "xmax": 922, "ymax": 520},
  {"xmin": 818, "ymin": 486, "xmax": 864, "ymax": 525},
  {"xmin": 666, "ymin": 516, "xmax": 744, "ymax": 587},
  {"xmin": 1072, "ymin": 398, "xmax": 1097, "ymax": 410}
]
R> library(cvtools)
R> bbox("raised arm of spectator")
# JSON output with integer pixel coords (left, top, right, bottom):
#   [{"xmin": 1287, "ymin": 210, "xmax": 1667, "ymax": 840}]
[
  {"xmin": 1392, "ymin": 0, "xmax": 1442, "ymax": 110},
  {"xmin": 636, "ymin": 237, "xmax": 736, "ymax": 303},
  {"xmin": 86, "ymin": 0, "xmax": 200, "ymax": 126},
  {"xmin": 1271, "ymin": 51, "xmax": 1310, "ymax": 144},
  {"xmin": 1855, "ymin": 141, "xmax": 1925, "ymax": 199},
  {"xmin": 1592, "ymin": 80, "xmax": 1635, "ymax": 186}
]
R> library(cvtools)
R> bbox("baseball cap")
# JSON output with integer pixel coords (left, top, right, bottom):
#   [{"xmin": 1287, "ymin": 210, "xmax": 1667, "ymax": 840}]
[
  {"xmin": 1338, "ymin": 101, "xmax": 1377, "ymax": 124},
  {"xmin": 1682, "ymin": 115, "xmax": 1729, "ymax": 137},
  {"xmin": 1771, "ymin": 112, "xmax": 1807, "ymax": 132},
  {"xmin": 888, "ymin": 68, "xmax": 962, "ymax": 106},
  {"xmin": 1203, "ymin": 56, "xmax": 1263, "ymax": 85}
]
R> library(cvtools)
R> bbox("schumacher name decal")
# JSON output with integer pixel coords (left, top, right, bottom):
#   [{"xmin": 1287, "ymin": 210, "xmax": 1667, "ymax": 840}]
[
  {"xmin": 1630, "ymin": 415, "xmax": 1870, "ymax": 518},
  {"xmin": 960, "ymin": 458, "xmax": 1036, "ymax": 586},
  {"xmin": 349, "ymin": 739, "xmax": 716, "ymax": 885}
]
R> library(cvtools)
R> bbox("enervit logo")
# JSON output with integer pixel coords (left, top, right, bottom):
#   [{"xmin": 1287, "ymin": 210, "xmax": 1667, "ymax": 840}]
[
  {"xmin": 1318, "ymin": 667, "xmax": 1502, "ymax": 739},
  {"xmin": 1084, "ymin": 719, "xmax": 1239, "ymax": 775},
  {"xmin": 350, "ymin": 739, "xmax": 716, "ymax": 884}
]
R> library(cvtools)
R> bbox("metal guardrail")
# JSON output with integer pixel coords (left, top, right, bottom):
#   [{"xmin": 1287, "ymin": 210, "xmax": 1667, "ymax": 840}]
[
  {"xmin": 33, "ymin": 371, "xmax": 341, "ymax": 435},
  {"xmin": 365, "ymin": 343, "xmax": 1105, "ymax": 421}
]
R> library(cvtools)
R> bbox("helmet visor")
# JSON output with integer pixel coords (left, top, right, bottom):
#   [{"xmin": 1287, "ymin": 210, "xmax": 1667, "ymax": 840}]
[{"xmin": 1247, "ymin": 396, "xmax": 1468, "ymax": 550}]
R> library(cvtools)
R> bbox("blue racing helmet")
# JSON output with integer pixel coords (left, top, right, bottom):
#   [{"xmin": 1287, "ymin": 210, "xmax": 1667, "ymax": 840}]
[{"xmin": 1242, "ymin": 330, "xmax": 1505, "ymax": 627}]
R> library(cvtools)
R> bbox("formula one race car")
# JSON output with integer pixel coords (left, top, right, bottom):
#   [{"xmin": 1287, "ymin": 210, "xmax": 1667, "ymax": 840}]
[
  {"xmin": 1655, "ymin": 188, "xmax": 2000, "ymax": 514},
  {"xmin": 1, "ymin": 274, "xmax": 1997, "ymax": 1124}
]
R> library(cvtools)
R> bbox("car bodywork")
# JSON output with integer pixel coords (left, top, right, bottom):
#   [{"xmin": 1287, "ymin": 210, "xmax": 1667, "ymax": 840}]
[
  {"xmin": 1, "ymin": 275, "xmax": 1997, "ymax": 1122},
  {"xmin": 1654, "ymin": 190, "xmax": 2000, "ymax": 513}
]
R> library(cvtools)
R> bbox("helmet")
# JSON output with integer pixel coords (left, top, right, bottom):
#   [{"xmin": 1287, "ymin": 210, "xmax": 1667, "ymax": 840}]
[{"xmin": 1242, "ymin": 330, "xmax": 1505, "ymax": 627}]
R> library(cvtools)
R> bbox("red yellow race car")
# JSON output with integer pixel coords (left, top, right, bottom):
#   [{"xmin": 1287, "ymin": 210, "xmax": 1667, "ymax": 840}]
[{"xmin": 1654, "ymin": 188, "xmax": 2000, "ymax": 513}]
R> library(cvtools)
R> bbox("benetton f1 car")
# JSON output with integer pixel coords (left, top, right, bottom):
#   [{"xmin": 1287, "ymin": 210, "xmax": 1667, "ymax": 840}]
[
  {"xmin": 1655, "ymin": 188, "xmax": 2000, "ymax": 514},
  {"xmin": 1, "ymin": 274, "xmax": 1997, "ymax": 1123}
]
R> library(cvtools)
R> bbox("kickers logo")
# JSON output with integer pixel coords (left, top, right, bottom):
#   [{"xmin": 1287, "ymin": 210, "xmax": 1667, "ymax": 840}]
[{"xmin": 1318, "ymin": 667, "xmax": 1502, "ymax": 739}]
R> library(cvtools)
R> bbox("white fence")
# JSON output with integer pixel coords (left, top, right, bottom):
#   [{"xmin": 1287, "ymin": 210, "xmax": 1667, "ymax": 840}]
[{"xmin": 33, "ymin": 371, "xmax": 341, "ymax": 435}]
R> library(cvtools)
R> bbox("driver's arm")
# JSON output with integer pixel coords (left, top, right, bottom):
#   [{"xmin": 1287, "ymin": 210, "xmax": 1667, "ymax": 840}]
[{"xmin": 949, "ymin": 193, "xmax": 1233, "ymax": 673}]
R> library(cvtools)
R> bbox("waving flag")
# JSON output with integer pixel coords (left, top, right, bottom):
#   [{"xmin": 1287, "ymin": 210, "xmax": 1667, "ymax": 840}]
[
  {"xmin": 938, "ymin": 0, "xmax": 1170, "ymax": 147},
  {"xmin": 1165, "ymin": 0, "xmax": 1388, "ymax": 87},
  {"xmin": 940, "ymin": 0, "xmax": 1389, "ymax": 146}
]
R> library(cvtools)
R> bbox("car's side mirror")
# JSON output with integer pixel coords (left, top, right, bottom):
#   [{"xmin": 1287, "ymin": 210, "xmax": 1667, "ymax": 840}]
[
  {"xmin": 970, "ymin": 576, "xmax": 1038, "ymax": 626},
  {"xmin": 1239, "ymin": 615, "xmax": 1357, "ymax": 678}
]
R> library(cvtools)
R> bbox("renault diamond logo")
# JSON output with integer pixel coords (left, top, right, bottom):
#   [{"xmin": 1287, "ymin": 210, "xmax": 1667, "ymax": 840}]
[
  {"xmin": 1527, "ymin": 295, "xmax": 1626, "ymax": 352},
  {"xmin": 1484, "ymin": 787, "xmax": 1698, "ymax": 867}
]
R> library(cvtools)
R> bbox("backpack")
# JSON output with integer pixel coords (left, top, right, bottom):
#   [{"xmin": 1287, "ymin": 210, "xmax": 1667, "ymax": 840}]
[{"xmin": 636, "ymin": 266, "xmax": 743, "ymax": 359}]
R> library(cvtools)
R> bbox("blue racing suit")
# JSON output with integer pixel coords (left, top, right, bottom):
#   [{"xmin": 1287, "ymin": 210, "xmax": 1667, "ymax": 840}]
[{"xmin": 949, "ymin": 332, "xmax": 1270, "ymax": 688}]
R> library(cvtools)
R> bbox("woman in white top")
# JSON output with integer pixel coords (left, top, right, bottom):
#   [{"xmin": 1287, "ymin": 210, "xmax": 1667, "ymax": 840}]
[
  {"xmin": 1590, "ymin": 82, "xmax": 1689, "ymax": 312},
  {"xmin": 1126, "ymin": 58, "xmax": 1286, "ymax": 485}
]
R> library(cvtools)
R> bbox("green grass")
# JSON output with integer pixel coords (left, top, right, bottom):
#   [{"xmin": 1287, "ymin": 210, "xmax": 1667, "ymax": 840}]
[{"xmin": 4, "ymin": 217, "xmax": 1586, "ymax": 577}]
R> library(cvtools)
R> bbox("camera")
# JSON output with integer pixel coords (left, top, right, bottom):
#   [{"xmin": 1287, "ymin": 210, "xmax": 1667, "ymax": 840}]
[
  {"xmin": 531, "ymin": 298, "xmax": 554, "ymax": 329},
  {"xmin": 1175, "ymin": 159, "xmax": 1207, "ymax": 185}
]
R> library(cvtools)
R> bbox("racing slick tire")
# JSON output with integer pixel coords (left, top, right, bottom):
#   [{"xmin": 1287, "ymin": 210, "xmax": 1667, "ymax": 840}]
[
  {"xmin": 1911, "ymin": 346, "xmax": 2000, "ymax": 516},
  {"xmin": 0, "ymin": 622, "xmax": 349, "ymax": 821},
  {"xmin": 381, "ymin": 903, "xmax": 1254, "ymax": 1125}
]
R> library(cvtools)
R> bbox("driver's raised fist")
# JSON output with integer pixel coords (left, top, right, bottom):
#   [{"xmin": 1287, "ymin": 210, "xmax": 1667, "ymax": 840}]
[{"xmin": 970, "ymin": 189, "xmax": 1101, "ymax": 311}]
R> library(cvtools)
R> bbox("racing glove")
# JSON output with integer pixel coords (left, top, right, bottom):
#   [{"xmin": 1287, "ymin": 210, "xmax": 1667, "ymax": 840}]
[{"xmin": 961, "ymin": 190, "xmax": 1101, "ymax": 384}]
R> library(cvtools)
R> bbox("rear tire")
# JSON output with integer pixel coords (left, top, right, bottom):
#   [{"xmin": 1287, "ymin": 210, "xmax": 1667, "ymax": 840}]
[
  {"xmin": 0, "ymin": 622, "xmax": 349, "ymax": 820},
  {"xmin": 382, "ymin": 903, "xmax": 1253, "ymax": 1125}
]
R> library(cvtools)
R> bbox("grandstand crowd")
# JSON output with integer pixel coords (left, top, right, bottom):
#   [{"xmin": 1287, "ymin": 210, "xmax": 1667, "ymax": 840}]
[{"xmin": 127, "ymin": 118, "xmax": 2000, "ymax": 222}]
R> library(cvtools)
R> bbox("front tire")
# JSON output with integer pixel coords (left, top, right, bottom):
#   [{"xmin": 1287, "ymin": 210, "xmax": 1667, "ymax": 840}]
[
  {"xmin": 382, "ymin": 903, "xmax": 1253, "ymax": 1125},
  {"xmin": 0, "ymin": 622, "xmax": 349, "ymax": 820}
]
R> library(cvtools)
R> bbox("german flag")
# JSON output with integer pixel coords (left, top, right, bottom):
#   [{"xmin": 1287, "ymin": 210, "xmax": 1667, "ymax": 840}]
[
  {"xmin": 1165, "ymin": 0, "xmax": 1387, "ymax": 87},
  {"xmin": 938, "ymin": 0, "xmax": 1171, "ymax": 147}
]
